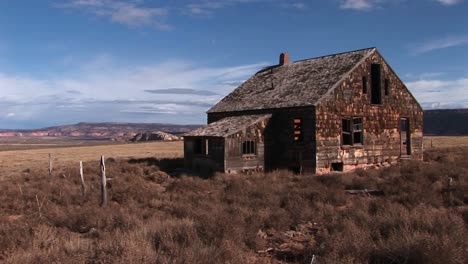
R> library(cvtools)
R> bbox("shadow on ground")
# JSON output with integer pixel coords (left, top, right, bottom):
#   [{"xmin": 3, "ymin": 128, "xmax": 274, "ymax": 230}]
[
  {"xmin": 127, "ymin": 157, "xmax": 218, "ymax": 178},
  {"xmin": 128, "ymin": 157, "xmax": 187, "ymax": 177}
]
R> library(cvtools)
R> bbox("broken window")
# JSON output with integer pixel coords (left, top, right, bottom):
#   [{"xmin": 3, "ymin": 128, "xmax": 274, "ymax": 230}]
[
  {"xmin": 384, "ymin": 78, "xmax": 390, "ymax": 96},
  {"xmin": 342, "ymin": 117, "xmax": 363, "ymax": 145},
  {"xmin": 353, "ymin": 118, "xmax": 363, "ymax": 144},
  {"xmin": 293, "ymin": 118, "xmax": 303, "ymax": 142},
  {"xmin": 362, "ymin": 76, "xmax": 368, "ymax": 94},
  {"xmin": 371, "ymin": 64, "xmax": 382, "ymax": 104},
  {"xmin": 242, "ymin": 140, "xmax": 256, "ymax": 155},
  {"xmin": 342, "ymin": 119, "xmax": 352, "ymax": 145}
]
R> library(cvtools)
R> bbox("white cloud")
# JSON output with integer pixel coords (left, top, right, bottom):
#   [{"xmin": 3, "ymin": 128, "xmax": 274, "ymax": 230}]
[
  {"xmin": 406, "ymin": 77, "xmax": 468, "ymax": 109},
  {"xmin": 340, "ymin": 0, "xmax": 378, "ymax": 10},
  {"xmin": 411, "ymin": 35, "xmax": 468, "ymax": 54},
  {"xmin": 56, "ymin": 0, "xmax": 169, "ymax": 29},
  {"xmin": 0, "ymin": 57, "xmax": 267, "ymax": 127},
  {"xmin": 290, "ymin": 3, "xmax": 306, "ymax": 9},
  {"xmin": 435, "ymin": 0, "xmax": 463, "ymax": 6}
]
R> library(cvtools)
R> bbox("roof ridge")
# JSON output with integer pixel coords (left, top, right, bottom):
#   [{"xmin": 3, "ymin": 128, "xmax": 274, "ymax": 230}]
[{"xmin": 292, "ymin": 47, "xmax": 376, "ymax": 64}]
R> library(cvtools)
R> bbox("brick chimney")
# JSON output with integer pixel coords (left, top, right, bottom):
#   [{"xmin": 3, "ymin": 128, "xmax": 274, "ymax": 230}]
[{"xmin": 279, "ymin": 52, "xmax": 289, "ymax": 66}]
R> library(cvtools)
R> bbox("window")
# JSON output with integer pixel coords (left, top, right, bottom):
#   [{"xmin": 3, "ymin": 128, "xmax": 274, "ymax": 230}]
[
  {"xmin": 194, "ymin": 138, "xmax": 204, "ymax": 154},
  {"xmin": 362, "ymin": 76, "xmax": 368, "ymax": 94},
  {"xmin": 242, "ymin": 140, "xmax": 256, "ymax": 155},
  {"xmin": 342, "ymin": 119, "xmax": 352, "ymax": 145},
  {"xmin": 342, "ymin": 117, "xmax": 363, "ymax": 145},
  {"xmin": 384, "ymin": 78, "xmax": 390, "ymax": 96},
  {"xmin": 293, "ymin": 118, "xmax": 303, "ymax": 142},
  {"xmin": 371, "ymin": 64, "xmax": 382, "ymax": 104}
]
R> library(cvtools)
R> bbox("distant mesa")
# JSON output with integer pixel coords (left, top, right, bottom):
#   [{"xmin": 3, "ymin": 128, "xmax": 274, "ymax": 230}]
[
  {"xmin": 131, "ymin": 131, "xmax": 181, "ymax": 142},
  {"xmin": 0, "ymin": 122, "xmax": 201, "ymax": 140},
  {"xmin": 424, "ymin": 109, "xmax": 468, "ymax": 136}
]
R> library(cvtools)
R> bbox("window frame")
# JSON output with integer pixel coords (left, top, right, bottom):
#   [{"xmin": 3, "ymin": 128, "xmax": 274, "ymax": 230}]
[
  {"xmin": 341, "ymin": 117, "xmax": 364, "ymax": 146},
  {"xmin": 241, "ymin": 140, "xmax": 256, "ymax": 156}
]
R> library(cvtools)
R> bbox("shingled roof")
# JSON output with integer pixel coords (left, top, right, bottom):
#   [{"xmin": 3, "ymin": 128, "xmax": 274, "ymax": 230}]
[
  {"xmin": 184, "ymin": 114, "xmax": 271, "ymax": 137},
  {"xmin": 208, "ymin": 47, "xmax": 375, "ymax": 113}
]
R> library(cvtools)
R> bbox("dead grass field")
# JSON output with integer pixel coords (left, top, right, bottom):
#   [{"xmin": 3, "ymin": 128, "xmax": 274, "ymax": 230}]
[
  {"xmin": 0, "ymin": 136, "xmax": 467, "ymax": 180},
  {"xmin": 0, "ymin": 146, "xmax": 466, "ymax": 263},
  {"xmin": 424, "ymin": 136, "xmax": 468, "ymax": 148},
  {"xmin": 0, "ymin": 141, "xmax": 182, "ymax": 180}
]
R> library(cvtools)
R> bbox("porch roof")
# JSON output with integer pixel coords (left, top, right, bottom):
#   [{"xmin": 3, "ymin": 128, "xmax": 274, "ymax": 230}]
[{"xmin": 184, "ymin": 114, "xmax": 272, "ymax": 138}]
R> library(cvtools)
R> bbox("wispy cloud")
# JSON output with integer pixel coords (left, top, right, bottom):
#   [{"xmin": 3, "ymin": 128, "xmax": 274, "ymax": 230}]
[
  {"xmin": 435, "ymin": 0, "xmax": 463, "ymax": 6},
  {"xmin": 55, "ymin": 0, "xmax": 169, "ymax": 29},
  {"xmin": 184, "ymin": 1, "xmax": 228, "ymax": 16},
  {"xmin": 144, "ymin": 88, "xmax": 218, "ymax": 96},
  {"xmin": 56, "ymin": 0, "xmax": 307, "ymax": 28},
  {"xmin": 411, "ymin": 35, "xmax": 468, "ymax": 54},
  {"xmin": 340, "ymin": 0, "xmax": 380, "ymax": 10},
  {"xmin": 0, "ymin": 57, "xmax": 266, "ymax": 128},
  {"xmin": 406, "ymin": 77, "xmax": 468, "ymax": 109}
]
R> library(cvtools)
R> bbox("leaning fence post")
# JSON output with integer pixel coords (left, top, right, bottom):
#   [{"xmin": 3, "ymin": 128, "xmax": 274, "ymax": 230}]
[
  {"xmin": 80, "ymin": 161, "xmax": 86, "ymax": 196},
  {"xmin": 100, "ymin": 155, "xmax": 107, "ymax": 207},
  {"xmin": 48, "ymin": 153, "xmax": 53, "ymax": 177}
]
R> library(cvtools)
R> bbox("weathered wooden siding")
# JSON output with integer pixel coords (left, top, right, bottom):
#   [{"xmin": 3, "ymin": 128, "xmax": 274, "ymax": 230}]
[
  {"xmin": 184, "ymin": 137, "xmax": 225, "ymax": 171},
  {"xmin": 208, "ymin": 107, "xmax": 316, "ymax": 173},
  {"xmin": 315, "ymin": 50, "xmax": 424, "ymax": 173}
]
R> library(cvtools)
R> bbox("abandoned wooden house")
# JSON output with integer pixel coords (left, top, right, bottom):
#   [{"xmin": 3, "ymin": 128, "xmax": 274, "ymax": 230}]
[{"xmin": 184, "ymin": 47, "xmax": 423, "ymax": 174}]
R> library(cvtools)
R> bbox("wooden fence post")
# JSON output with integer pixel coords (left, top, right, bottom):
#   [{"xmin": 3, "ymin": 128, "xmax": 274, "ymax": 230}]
[
  {"xmin": 100, "ymin": 156, "xmax": 107, "ymax": 207},
  {"xmin": 48, "ymin": 153, "xmax": 53, "ymax": 177},
  {"xmin": 80, "ymin": 161, "xmax": 86, "ymax": 196},
  {"xmin": 447, "ymin": 177, "xmax": 453, "ymax": 207}
]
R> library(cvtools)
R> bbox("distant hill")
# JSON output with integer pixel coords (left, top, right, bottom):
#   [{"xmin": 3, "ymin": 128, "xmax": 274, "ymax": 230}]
[
  {"xmin": 131, "ymin": 131, "xmax": 181, "ymax": 142},
  {"xmin": 0, "ymin": 122, "xmax": 201, "ymax": 140},
  {"xmin": 424, "ymin": 109, "xmax": 468, "ymax": 136},
  {"xmin": 0, "ymin": 109, "xmax": 465, "ymax": 140}
]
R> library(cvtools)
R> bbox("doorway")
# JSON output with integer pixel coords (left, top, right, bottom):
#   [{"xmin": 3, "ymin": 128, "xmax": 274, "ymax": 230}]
[{"xmin": 400, "ymin": 118, "xmax": 411, "ymax": 156}]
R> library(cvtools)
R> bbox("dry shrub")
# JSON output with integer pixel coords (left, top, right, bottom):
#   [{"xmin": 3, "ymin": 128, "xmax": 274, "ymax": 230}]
[{"xmin": 0, "ymin": 147, "xmax": 467, "ymax": 263}]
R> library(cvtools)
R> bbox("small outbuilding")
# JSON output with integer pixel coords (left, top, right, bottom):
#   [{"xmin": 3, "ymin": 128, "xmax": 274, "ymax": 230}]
[{"xmin": 184, "ymin": 48, "xmax": 423, "ymax": 174}]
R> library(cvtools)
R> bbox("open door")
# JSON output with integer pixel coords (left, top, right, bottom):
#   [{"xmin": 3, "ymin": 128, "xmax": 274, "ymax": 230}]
[{"xmin": 400, "ymin": 118, "xmax": 411, "ymax": 156}]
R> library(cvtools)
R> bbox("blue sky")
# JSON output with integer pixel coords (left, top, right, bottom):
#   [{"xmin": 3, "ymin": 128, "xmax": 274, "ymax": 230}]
[{"xmin": 0, "ymin": 0, "xmax": 467, "ymax": 128}]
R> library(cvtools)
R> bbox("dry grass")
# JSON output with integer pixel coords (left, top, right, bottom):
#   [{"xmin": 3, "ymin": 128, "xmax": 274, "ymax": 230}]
[
  {"xmin": 0, "ymin": 142, "xmax": 466, "ymax": 263},
  {"xmin": 424, "ymin": 136, "xmax": 468, "ymax": 148},
  {"xmin": 0, "ymin": 141, "xmax": 182, "ymax": 180}
]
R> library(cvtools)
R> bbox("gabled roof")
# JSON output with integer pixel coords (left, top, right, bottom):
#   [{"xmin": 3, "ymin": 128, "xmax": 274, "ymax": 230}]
[
  {"xmin": 208, "ymin": 47, "xmax": 375, "ymax": 113},
  {"xmin": 184, "ymin": 114, "xmax": 271, "ymax": 137}
]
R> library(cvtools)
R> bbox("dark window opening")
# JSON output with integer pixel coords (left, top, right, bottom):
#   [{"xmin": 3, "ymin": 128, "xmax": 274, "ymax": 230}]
[
  {"xmin": 384, "ymin": 78, "xmax": 390, "ymax": 96},
  {"xmin": 194, "ymin": 138, "xmax": 204, "ymax": 155},
  {"xmin": 400, "ymin": 118, "xmax": 408, "ymax": 131},
  {"xmin": 342, "ymin": 117, "xmax": 363, "ymax": 145},
  {"xmin": 342, "ymin": 119, "xmax": 352, "ymax": 145},
  {"xmin": 362, "ymin": 76, "xmax": 368, "ymax": 94},
  {"xmin": 400, "ymin": 118, "xmax": 411, "ymax": 155},
  {"xmin": 242, "ymin": 140, "xmax": 256, "ymax": 155},
  {"xmin": 371, "ymin": 64, "xmax": 382, "ymax": 104},
  {"xmin": 294, "ymin": 118, "xmax": 303, "ymax": 142},
  {"xmin": 331, "ymin": 162, "xmax": 344, "ymax": 172}
]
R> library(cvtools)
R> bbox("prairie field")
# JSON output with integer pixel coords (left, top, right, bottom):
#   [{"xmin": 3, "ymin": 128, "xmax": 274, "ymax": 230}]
[
  {"xmin": 424, "ymin": 136, "xmax": 468, "ymax": 148},
  {"xmin": 0, "ymin": 140, "xmax": 183, "ymax": 180},
  {"xmin": 0, "ymin": 137, "xmax": 467, "ymax": 263}
]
